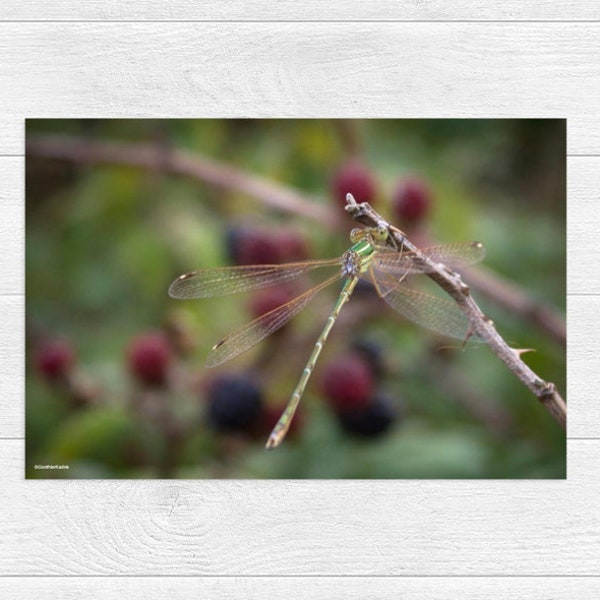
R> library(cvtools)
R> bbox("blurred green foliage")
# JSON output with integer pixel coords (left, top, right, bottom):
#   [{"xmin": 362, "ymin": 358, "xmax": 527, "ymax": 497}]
[{"xmin": 26, "ymin": 119, "xmax": 566, "ymax": 479}]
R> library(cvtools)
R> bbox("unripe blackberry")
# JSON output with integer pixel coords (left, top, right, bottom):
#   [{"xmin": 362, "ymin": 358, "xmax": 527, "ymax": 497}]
[
  {"xmin": 35, "ymin": 338, "xmax": 75, "ymax": 382},
  {"xmin": 127, "ymin": 332, "xmax": 172, "ymax": 387},
  {"xmin": 337, "ymin": 393, "xmax": 397, "ymax": 438},
  {"xmin": 331, "ymin": 160, "xmax": 376, "ymax": 207},
  {"xmin": 235, "ymin": 227, "xmax": 283, "ymax": 265},
  {"xmin": 321, "ymin": 353, "xmax": 374, "ymax": 411},
  {"xmin": 226, "ymin": 226, "xmax": 309, "ymax": 265},
  {"xmin": 392, "ymin": 177, "xmax": 432, "ymax": 224},
  {"xmin": 205, "ymin": 373, "xmax": 264, "ymax": 433},
  {"xmin": 351, "ymin": 339, "xmax": 386, "ymax": 379},
  {"xmin": 261, "ymin": 402, "xmax": 303, "ymax": 440},
  {"xmin": 275, "ymin": 228, "xmax": 310, "ymax": 262}
]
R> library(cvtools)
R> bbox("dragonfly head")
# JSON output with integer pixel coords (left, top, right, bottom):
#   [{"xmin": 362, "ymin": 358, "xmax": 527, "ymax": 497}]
[
  {"xmin": 349, "ymin": 228, "xmax": 364, "ymax": 243},
  {"xmin": 350, "ymin": 225, "xmax": 388, "ymax": 245},
  {"xmin": 371, "ymin": 225, "xmax": 388, "ymax": 242}
]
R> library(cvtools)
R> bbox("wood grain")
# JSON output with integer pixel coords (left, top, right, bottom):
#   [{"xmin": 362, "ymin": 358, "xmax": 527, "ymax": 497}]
[
  {"xmin": 2, "ymin": 577, "xmax": 600, "ymax": 599},
  {"xmin": 0, "ymin": 24, "xmax": 599, "ymax": 155},
  {"xmin": 1, "ymin": 1, "xmax": 600, "ymax": 21},
  {"xmin": 0, "ymin": 439, "xmax": 597, "ymax": 575},
  {"xmin": 0, "ymin": 7, "xmax": 590, "ymax": 595}
]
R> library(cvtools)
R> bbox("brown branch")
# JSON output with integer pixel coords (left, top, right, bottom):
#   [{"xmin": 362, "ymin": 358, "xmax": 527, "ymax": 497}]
[
  {"xmin": 345, "ymin": 194, "xmax": 566, "ymax": 431},
  {"xmin": 28, "ymin": 134, "xmax": 565, "ymax": 349},
  {"xmin": 467, "ymin": 265, "xmax": 566, "ymax": 347},
  {"xmin": 27, "ymin": 135, "xmax": 338, "ymax": 227}
]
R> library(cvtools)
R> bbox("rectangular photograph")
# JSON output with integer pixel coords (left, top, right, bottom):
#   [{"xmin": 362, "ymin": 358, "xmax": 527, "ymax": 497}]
[{"xmin": 25, "ymin": 118, "xmax": 566, "ymax": 479}]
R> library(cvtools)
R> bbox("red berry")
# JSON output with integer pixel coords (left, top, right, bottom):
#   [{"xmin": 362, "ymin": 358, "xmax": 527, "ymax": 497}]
[
  {"xmin": 248, "ymin": 286, "xmax": 295, "ymax": 319},
  {"xmin": 261, "ymin": 402, "xmax": 303, "ymax": 439},
  {"xmin": 321, "ymin": 353, "xmax": 375, "ymax": 411},
  {"xmin": 236, "ymin": 228, "xmax": 283, "ymax": 265},
  {"xmin": 275, "ymin": 229, "xmax": 310, "ymax": 262},
  {"xmin": 392, "ymin": 177, "xmax": 432, "ymax": 223},
  {"xmin": 331, "ymin": 160, "xmax": 377, "ymax": 207},
  {"xmin": 35, "ymin": 338, "xmax": 75, "ymax": 381},
  {"xmin": 127, "ymin": 332, "xmax": 172, "ymax": 387}
]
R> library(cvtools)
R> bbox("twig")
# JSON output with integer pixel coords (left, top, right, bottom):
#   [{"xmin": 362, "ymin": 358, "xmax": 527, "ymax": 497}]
[
  {"xmin": 467, "ymin": 266, "xmax": 566, "ymax": 347},
  {"xmin": 344, "ymin": 193, "xmax": 566, "ymax": 430},
  {"xmin": 28, "ymin": 134, "xmax": 565, "ymax": 350},
  {"xmin": 26, "ymin": 135, "xmax": 338, "ymax": 227}
]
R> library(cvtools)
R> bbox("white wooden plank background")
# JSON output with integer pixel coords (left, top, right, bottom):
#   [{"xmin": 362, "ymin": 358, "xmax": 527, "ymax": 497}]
[
  {"xmin": 0, "ymin": 4, "xmax": 594, "ymax": 597},
  {"xmin": 0, "ymin": 1, "xmax": 600, "ymax": 21},
  {"xmin": 3, "ymin": 577, "xmax": 600, "ymax": 599},
  {"xmin": 0, "ymin": 439, "xmax": 594, "ymax": 575},
  {"xmin": 0, "ymin": 24, "xmax": 600, "ymax": 155}
]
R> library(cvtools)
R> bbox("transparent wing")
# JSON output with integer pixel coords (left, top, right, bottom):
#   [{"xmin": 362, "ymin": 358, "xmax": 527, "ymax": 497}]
[
  {"xmin": 373, "ymin": 242, "xmax": 485, "ymax": 278},
  {"xmin": 206, "ymin": 273, "xmax": 341, "ymax": 367},
  {"xmin": 169, "ymin": 258, "xmax": 340, "ymax": 299},
  {"xmin": 370, "ymin": 266, "xmax": 479, "ymax": 341}
]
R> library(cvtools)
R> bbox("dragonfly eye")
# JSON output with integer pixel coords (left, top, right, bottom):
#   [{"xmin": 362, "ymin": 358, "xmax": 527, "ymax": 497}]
[
  {"xmin": 350, "ymin": 228, "xmax": 364, "ymax": 243},
  {"xmin": 372, "ymin": 225, "xmax": 388, "ymax": 242}
]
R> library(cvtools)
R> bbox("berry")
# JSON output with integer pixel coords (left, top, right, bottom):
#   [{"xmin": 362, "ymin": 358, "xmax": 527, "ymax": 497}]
[
  {"xmin": 392, "ymin": 177, "xmax": 432, "ymax": 224},
  {"xmin": 248, "ymin": 286, "xmax": 295, "ymax": 319},
  {"xmin": 35, "ymin": 338, "xmax": 75, "ymax": 381},
  {"xmin": 337, "ymin": 393, "xmax": 397, "ymax": 438},
  {"xmin": 331, "ymin": 160, "xmax": 377, "ymax": 207},
  {"xmin": 353, "ymin": 278, "xmax": 378, "ymax": 299},
  {"xmin": 351, "ymin": 339, "xmax": 386, "ymax": 379},
  {"xmin": 275, "ymin": 228, "xmax": 310, "ymax": 262},
  {"xmin": 127, "ymin": 332, "xmax": 172, "ymax": 387},
  {"xmin": 261, "ymin": 402, "xmax": 303, "ymax": 440},
  {"xmin": 236, "ymin": 227, "xmax": 283, "ymax": 265},
  {"xmin": 205, "ymin": 373, "xmax": 264, "ymax": 433},
  {"xmin": 321, "ymin": 353, "xmax": 375, "ymax": 411},
  {"xmin": 226, "ymin": 226, "xmax": 309, "ymax": 265},
  {"xmin": 224, "ymin": 225, "xmax": 247, "ymax": 264}
]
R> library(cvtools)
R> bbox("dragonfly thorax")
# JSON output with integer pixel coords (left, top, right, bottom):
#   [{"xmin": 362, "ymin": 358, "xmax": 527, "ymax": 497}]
[
  {"xmin": 341, "ymin": 235, "xmax": 377, "ymax": 277},
  {"xmin": 341, "ymin": 249, "xmax": 369, "ymax": 277}
]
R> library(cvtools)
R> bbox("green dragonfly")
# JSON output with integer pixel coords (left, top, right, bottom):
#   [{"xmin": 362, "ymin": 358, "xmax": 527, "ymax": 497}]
[{"xmin": 169, "ymin": 226, "xmax": 485, "ymax": 449}]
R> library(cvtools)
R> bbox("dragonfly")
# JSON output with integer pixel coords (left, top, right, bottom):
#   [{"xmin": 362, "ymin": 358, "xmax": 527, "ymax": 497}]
[{"xmin": 168, "ymin": 226, "xmax": 485, "ymax": 449}]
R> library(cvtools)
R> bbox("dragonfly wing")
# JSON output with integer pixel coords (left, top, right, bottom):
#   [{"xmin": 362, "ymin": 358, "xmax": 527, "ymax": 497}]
[
  {"xmin": 371, "ymin": 267, "xmax": 478, "ymax": 341},
  {"xmin": 169, "ymin": 258, "xmax": 340, "ymax": 299},
  {"xmin": 373, "ymin": 242, "xmax": 485, "ymax": 278},
  {"xmin": 206, "ymin": 273, "xmax": 341, "ymax": 367}
]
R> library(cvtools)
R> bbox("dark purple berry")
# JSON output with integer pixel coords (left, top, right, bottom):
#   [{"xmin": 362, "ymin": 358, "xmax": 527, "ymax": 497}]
[
  {"xmin": 226, "ymin": 226, "xmax": 309, "ymax": 265},
  {"xmin": 35, "ymin": 338, "xmax": 75, "ymax": 381},
  {"xmin": 331, "ymin": 160, "xmax": 377, "ymax": 207},
  {"xmin": 351, "ymin": 339, "xmax": 386, "ymax": 379},
  {"xmin": 321, "ymin": 353, "xmax": 374, "ymax": 411},
  {"xmin": 337, "ymin": 394, "xmax": 397, "ymax": 438},
  {"xmin": 236, "ymin": 228, "xmax": 283, "ymax": 265},
  {"xmin": 127, "ymin": 332, "xmax": 172, "ymax": 387},
  {"xmin": 392, "ymin": 177, "xmax": 432, "ymax": 224},
  {"xmin": 206, "ymin": 373, "xmax": 263, "ymax": 433},
  {"xmin": 224, "ymin": 225, "xmax": 247, "ymax": 264},
  {"xmin": 353, "ymin": 278, "xmax": 378, "ymax": 299},
  {"xmin": 275, "ymin": 228, "xmax": 310, "ymax": 262}
]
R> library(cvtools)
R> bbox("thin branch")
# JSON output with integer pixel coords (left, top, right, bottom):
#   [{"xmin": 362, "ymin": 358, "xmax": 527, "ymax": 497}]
[
  {"xmin": 345, "ymin": 193, "xmax": 566, "ymax": 430},
  {"xmin": 27, "ymin": 135, "xmax": 338, "ymax": 227},
  {"xmin": 467, "ymin": 265, "xmax": 566, "ymax": 347},
  {"xmin": 28, "ymin": 134, "xmax": 565, "ymax": 350}
]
